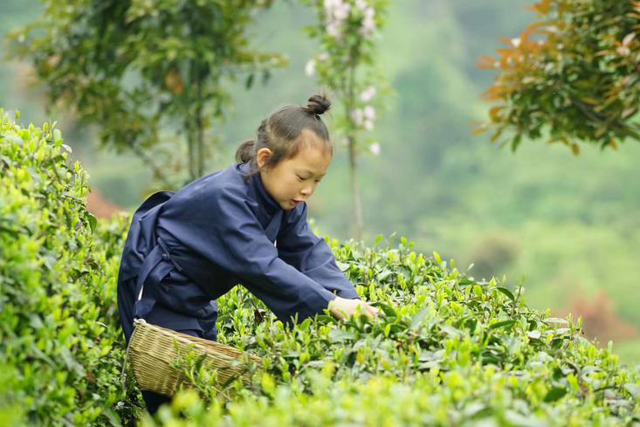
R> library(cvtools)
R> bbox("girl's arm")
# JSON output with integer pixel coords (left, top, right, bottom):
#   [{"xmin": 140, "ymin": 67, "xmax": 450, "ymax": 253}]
[{"xmin": 276, "ymin": 203, "xmax": 360, "ymax": 300}]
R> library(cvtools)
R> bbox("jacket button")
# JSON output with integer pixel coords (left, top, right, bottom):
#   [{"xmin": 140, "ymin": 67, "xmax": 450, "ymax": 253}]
[{"xmin": 162, "ymin": 253, "xmax": 169, "ymax": 260}]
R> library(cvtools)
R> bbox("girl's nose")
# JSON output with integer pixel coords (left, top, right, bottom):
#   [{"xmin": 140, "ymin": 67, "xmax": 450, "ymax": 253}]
[{"xmin": 300, "ymin": 186, "xmax": 312, "ymax": 197}]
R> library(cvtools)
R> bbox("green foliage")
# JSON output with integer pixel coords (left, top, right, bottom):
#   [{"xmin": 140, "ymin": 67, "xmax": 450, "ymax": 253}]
[
  {"xmin": 2, "ymin": 110, "xmax": 640, "ymax": 425},
  {"xmin": 141, "ymin": 236, "xmax": 640, "ymax": 425},
  {"xmin": 7, "ymin": 0, "xmax": 287, "ymax": 185},
  {"xmin": 0, "ymin": 110, "xmax": 142, "ymax": 425},
  {"xmin": 476, "ymin": 0, "xmax": 640, "ymax": 152}
]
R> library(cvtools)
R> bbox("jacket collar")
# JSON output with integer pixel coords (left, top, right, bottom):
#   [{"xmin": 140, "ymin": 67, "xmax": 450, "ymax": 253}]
[{"xmin": 239, "ymin": 162, "xmax": 281, "ymax": 215}]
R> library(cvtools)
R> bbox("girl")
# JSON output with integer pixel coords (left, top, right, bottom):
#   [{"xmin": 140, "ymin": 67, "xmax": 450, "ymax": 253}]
[{"xmin": 117, "ymin": 94, "xmax": 378, "ymax": 414}]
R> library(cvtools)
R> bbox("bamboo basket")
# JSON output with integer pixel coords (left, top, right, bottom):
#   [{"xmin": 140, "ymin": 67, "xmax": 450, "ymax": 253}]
[{"xmin": 126, "ymin": 318, "xmax": 262, "ymax": 396}]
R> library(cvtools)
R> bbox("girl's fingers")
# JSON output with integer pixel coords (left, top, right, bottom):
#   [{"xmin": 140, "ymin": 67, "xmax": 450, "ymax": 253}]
[{"xmin": 365, "ymin": 303, "xmax": 379, "ymax": 318}]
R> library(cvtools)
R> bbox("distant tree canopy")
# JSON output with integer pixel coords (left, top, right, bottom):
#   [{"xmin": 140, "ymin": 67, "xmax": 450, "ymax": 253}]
[
  {"xmin": 7, "ymin": 0, "xmax": 286, "ymax": 186},
  {"xmin": 476, "ymin": 0, "xmax": 640, "ymax": 154}
]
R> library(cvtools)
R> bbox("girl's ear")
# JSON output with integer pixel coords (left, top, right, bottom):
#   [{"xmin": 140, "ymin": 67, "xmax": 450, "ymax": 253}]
[{"xmin": 256, "ymin": 147, "xmax": 273, "ymax": 168}]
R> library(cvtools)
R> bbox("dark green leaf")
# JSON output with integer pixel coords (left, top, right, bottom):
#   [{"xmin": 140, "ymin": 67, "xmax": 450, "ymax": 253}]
[
  {"xmin": 490, "ymin": 320, "xmax": 516, "ymax": 330},
  {"xmin": 543, "ymin": 387, "xmax": 567, "ymax": 403},
  {"xmin": 496, "ymin": 286, "xmax": 515, "ymax": 301}
]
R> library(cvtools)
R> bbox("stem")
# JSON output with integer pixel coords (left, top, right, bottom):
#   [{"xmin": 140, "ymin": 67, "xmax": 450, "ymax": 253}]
[
  {"xmin": 348, "ymin": 132, "xmax": 363, "ymax": 241},
  {"xmin": 187, "ymin": 116, "xmax": 196, "ymax": 182},
  {"xmin": 346, "ymin": 58, "xmax": 363, "ymax": 241},
  {"xmin": 195, "ymin": 79, "xmax": 205, "ymax": 179}
]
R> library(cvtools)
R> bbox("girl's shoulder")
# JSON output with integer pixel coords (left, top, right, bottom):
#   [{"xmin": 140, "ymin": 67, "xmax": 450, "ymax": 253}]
[{"xmin": 165, "ymin": 163, "xmax": 251, "ymax": 208}]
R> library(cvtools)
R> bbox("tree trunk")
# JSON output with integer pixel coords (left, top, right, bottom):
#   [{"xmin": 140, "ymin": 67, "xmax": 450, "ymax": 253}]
[
  {"xmin": 348, "ymin": 134, "xmax": 363, "ymax": 241},
  {"xmin": 346, "ymin": 61, "xmax": 363, "ymax": 241},
  {"xmin": 194, "ymin": 75, "xmax": 206, "ymax": 179}
]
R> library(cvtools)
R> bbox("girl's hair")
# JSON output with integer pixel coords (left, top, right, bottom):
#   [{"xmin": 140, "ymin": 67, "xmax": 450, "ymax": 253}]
[{"xmin": 235, "ymin": 94, "xmax": 334, "ymax": 179}]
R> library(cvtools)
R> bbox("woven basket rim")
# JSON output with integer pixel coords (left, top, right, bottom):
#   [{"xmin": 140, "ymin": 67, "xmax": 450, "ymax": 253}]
[{"xmin": 131, "ymin": 318, "xmax": 262, "ymax": 363}]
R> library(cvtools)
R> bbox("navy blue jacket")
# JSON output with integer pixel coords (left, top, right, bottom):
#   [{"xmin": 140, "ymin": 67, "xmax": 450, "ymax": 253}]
[{"xmin": 117, "ymin": 162, "xmax": 359, "ymax": 342}]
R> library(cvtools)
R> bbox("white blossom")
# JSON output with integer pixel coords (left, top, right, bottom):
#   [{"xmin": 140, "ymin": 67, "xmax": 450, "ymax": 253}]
[
  {"xmin": 369, "ymin": 142, "xmax": 381, "ymax": 155},
  {"xmin": 363, "ymin": 120, "xmax": 374, "ymax": 131},
  {"xmin": 355, "ymin": 0, "xmax": 368, "ymax": 12},
  {"xmin": 359, "ymin": 6, "xmax": 376, "ymax": 37},
  {"xmin": 318, "ymin": 52, "xmax": 329, "ymax": 61},
  {"xmin": 360, "ymin": 86, "xmax": 377, "ymax": 102},
  {"xmin": 324, "ymin": 0, "xmax": 352, "ymax": 39},
  {"xmin": 363, "ymin": 105, "xmax": 376, "ymax": 121},
  {"xmin": 327, "ymin": 21, "xmax": 342, "ymax": 38},
  {"xmin": 324, "ymin": 0, "xmax": 341, "ymax": 11},
  {"xmin": 364, "ymin": 6, "xmax": 375, "ymax": 19},
  {"xmin": 333, "ymin": 3, "xmax": 351, "ymax": 20},
  {"xmin": 511, "ymin": 38, "xmax": 521, "ymax": 48},
  {"xmin": 305, "ymin": 59, "xmax": 316, "ymax": 76}
]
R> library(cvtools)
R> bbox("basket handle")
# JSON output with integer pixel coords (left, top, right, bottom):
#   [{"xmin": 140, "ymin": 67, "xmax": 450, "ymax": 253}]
[{"xmin": 120, "ymin": 319, "xmax": 147, "ymax": 390}]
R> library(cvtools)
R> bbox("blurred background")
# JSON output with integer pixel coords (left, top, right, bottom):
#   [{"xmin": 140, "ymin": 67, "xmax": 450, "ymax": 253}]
[{"xmin": 2, "ymin": 0, "xmax": 639, "ymax": 365}]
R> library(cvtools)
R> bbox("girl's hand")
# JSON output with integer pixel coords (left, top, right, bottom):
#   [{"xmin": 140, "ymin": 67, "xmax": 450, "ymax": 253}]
[{"xmin": 328, "ymin": 296, "xmax": 379, "ymax": 320}]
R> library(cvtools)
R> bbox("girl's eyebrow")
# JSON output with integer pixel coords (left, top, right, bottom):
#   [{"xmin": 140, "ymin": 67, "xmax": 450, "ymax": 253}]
[{"xmin": 300, "ymin": 169, "xmax": 326, "ymax": 177}]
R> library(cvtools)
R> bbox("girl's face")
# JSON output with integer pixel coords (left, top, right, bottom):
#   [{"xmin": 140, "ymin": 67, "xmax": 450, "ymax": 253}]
[{"xmin": 257, "ymin": 130, "xmax": 332, "ymax": 211}]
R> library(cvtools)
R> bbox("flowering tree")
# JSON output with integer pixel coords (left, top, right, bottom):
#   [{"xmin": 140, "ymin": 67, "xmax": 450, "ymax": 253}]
[
  {"xmin": 302, "ymin": 0, "xmax": 389, "ymax": 240},
  {"xmin": 475, "ymin": 0, "xmax": 640, "ymax": 154},
  {"xmin": 8, "ymin": 0, "xmax": 286, "ymax": 187}
]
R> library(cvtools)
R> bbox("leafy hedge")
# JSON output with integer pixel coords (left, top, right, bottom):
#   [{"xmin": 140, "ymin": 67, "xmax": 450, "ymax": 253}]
[
  {"xmin": 0, "ymin": 111, "xmax": 143, "ymax": 425},
  {"xmin": 1, "ymin": 111, "xmax": 639, "ymax": 426},
  {"xmin": 142, "ymin": 240, "xmax": 640, "ymax": 426}
]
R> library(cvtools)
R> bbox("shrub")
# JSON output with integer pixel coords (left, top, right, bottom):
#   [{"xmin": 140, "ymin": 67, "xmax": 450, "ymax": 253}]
[
  {"xmin": 2, "ymin": 110, "xmax": 639, "ymax": 426},
  {"xmin": 146, "ymin": 239, "xmax": 640, "ymax": 425},
  {"xmin": 0, "ymin": 111, "xmax": 142, "ymax": 425}
]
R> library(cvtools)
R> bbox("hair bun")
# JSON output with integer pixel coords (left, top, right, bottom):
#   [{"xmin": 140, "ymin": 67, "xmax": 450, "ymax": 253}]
[{"xmin": 307, "ymin": 94, "xmax": 331, "ymax": 115}]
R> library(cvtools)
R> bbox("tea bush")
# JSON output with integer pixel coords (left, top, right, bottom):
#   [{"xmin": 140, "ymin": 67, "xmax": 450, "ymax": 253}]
[
  {"xmin": 141, "ymin": 238, "xmax": 640, "ymax": 426},
  {"xmin": 2, "ymin": 111, "xmax": 639, "ymax": 426},
  {"xmin": 0, "ymin": 111, "xmax": 143, "ymax": 425}
]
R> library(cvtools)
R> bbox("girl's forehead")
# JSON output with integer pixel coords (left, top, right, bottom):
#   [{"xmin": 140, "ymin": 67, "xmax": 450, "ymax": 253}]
[{"xmin": 289, "ymin": 145, "xmax": 331, "ymax": 174}]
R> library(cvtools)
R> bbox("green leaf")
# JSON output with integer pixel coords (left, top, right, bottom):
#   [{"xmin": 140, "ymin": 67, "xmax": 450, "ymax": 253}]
[
  {"xmin": 543, "ymin": 387, "xmax": 567, "ymax": 402},
  {"xmin": 433, "ymin": 251, "xmax": 442, "ymax": 265},
  {"xmin": 87, "ymin": 213, "xmax": 97, "ymax": 232},
  {"xmin": 496, "ymin": 286, "xmax": 515, "ymax": 301},
  {"xmin": 527, "ymin": 330, "xmax": 542, "ymax": 339},
  {"xmin": 441, "ymin": 325, "xmax": 462, "ymax": 337},
  {"xmin": 624, "ymin": 383, "xmax": 640, "ymax": 398},
  {"xmin": 490, "ymin": 320, "xmax": 516, "ymax": 330},
  {"xmin": 336, "ymin": 261, "xmax": 350, "ymax": 272},
  {"xmin": 410, "ymin": 307, "xmax": 429, "ymax": 330},
  {"xmin": 458, "ymin": 277, "xmax": 476, "ymax": 287},
  {"xmin": 371, "ymin": 302, "xmax": 397, "ymax": 318}
]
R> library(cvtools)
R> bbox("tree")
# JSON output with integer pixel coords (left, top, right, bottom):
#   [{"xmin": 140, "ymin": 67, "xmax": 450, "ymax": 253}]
[
  {"xmin": 474, "ymin": 0, "xmax": 640, "ymax": 154},
  {"xmin": 7, "ymin": 0, "xmax": 287, "ymax": 186},
  {"xmin": 301, "ymin": 0, "xmax": 389, "ymax": 240}
]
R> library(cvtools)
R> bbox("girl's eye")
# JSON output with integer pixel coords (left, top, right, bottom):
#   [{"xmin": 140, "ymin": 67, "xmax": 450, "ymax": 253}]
[{"xmin": 296, "ymin": 175, "xmax": 305, "ymax": 181}]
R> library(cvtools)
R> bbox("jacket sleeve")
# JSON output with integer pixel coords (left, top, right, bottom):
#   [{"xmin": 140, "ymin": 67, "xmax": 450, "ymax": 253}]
[
  {"xmin": 276, "ymin": 203, "xmax": 360, "ymax": 300},
  {"xmin": 160, "ymin": 187, "xmax": 337, "ymax": 323}
]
